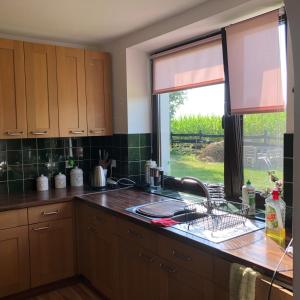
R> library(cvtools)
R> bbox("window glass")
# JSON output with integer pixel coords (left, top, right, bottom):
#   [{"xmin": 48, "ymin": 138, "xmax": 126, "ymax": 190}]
[{"xmin": 159, "ymin": 84, "xmax": 224, "ymax": 184}]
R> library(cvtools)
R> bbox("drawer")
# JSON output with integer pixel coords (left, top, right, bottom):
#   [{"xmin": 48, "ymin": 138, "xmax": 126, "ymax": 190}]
[
  {"xmin": 158, "ymin": 236, "xmax": 213, "ymax": 280},
  {"xmin": 28, "ymin": 202, "xmax": 73, "ymax": 224},
  {"xmin": 79, "ymin": 203, "xmax": 116, "ymax": 233},
  {"xmin": 0, "ymin": 209, "xmax": 28, "ymax": 229},
  {"xmin": 117, "ymin": 218, "xmax": 158, "ymax": 252}
]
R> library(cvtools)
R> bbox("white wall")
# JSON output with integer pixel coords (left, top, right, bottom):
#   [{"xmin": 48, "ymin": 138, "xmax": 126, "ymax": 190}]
[
  {"xmin": 102, "ymin": 0, "xmax": 282, "ymax": 134},
  {"xmin": 126, "ymin": 48, "xmax": 151, "ymax": 133},
  {"xmin": 284, "ymin": 1, "xmax": 299, "ymax": 297}
]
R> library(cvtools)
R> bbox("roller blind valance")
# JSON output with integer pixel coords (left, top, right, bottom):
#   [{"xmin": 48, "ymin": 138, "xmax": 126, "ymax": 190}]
[
  {"xmin": 226, "ymin": 10, "xmax": 285, "ymax": 114},
  {"xmin": 152, "ymin": 36, "xmax": 225, "ymax": 95}
]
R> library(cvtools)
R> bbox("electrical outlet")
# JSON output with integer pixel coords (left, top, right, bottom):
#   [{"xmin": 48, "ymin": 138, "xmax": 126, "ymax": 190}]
[{"xmin": 111, "ymin": 159, "xmax": 116, "ymax": 168}]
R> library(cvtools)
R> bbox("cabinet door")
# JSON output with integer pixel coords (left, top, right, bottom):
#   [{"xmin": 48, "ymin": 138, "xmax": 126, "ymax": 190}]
[
  {"xmin": 0, "ymin": 226, "xmax": 30, "ymax": 297},
  {"xmin": 24, "ymin": 42, "xmax": 59, "ymax": 138},
  {"xmin": 117, "ymin": 239, "xmax": 161, "ymax": 300},
  {"xmin": 85, "ymin": 50, "xmax": 112, "ymax": 136},
  {"xmin": 29, "ymin": 218, "xmax": 75, "ymax": 287},
  {"xmin": 0, "ymin": 38, "xmax": 27, "ymax": 139},
  {"xmin": 159, "ymin": 259, "xmax": 214, "ymax": 300},
  {"xmin": 56, "ymin": 46, "xmax": 87, "ymax": 137},
  {"xmin": 87, "ymin": 226, "xmax": 117, "ymax": 299},
  {"xmin": 77, "ymin": 204, "xmax": 117, "ymax": 299}
]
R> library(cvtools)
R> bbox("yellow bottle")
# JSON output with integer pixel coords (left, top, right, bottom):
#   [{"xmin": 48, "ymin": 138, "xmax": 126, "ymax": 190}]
[{"xmin": 265, "ymin": 189, "xmax": 286, "ymax": 247}]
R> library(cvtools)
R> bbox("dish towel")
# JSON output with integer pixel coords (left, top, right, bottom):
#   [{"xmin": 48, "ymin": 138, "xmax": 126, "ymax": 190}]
[
  {"xmin": 150, "ymin": 218, "xmax": 179, "ymax": 227},
  {"xmin": 230, "ymin": 263, "xmax": 260, "ymax": 300}
]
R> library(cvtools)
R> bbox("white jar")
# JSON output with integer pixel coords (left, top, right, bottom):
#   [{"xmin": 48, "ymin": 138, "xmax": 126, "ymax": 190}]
[
  {"xmin": 70, "ymin": 166, "xmax": 83, "ymax": 187},
  {"xmin": 36, "ymin": 174, "xmax": 49, "ymax": 191},
  {"xmin": 55, "ymin": 172, "xmax": 66, "ymax": 189}
]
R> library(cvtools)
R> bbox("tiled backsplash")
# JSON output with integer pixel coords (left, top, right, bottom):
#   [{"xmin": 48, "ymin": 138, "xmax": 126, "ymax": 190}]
[{"xmin": 0, "ymin": 134, "xmax": 152, "ymax": 194}]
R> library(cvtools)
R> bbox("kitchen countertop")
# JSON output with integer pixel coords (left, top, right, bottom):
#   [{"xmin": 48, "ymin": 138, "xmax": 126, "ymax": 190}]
[
  {"xmin": 0, "ymin": 187, "xmax": 293, "ymax": 285},
  {"xmin": 76, "ymin": 188, "xmax": 293, "ymax": 285},
  {"xmin": 0, "ymin": 186, "xmax": 127, "ymax": 211}
]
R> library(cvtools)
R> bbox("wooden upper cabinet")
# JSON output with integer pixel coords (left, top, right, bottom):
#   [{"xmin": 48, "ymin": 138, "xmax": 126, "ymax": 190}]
[
  {"xmin": 85, "ymin": 50, "xmax": 112, "ymax": 136},
  {"xmin": 56, "ymin": 46, "xmax": 87, "ymax": 137},
  {"xmin": 24, "ymin": 43, "xmax": 58, "ymax": 138},
  {"xmin": 0, "ymin": 39, "xmax": 27, "ymax": 139}
]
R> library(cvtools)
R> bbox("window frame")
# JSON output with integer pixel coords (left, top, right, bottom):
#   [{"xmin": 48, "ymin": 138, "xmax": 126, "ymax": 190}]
[{"xmin": 150, "ymin": 16, "xmax": 287, "ymax": 200}]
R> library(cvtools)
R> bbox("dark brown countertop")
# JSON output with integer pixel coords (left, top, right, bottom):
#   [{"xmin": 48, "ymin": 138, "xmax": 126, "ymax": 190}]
[
  {"xmin": 76, "ymin": 188, "xmax": 293, "ymax": 285},
  {"xmin": 0, "ymin": 187, "xmax": 293, "ymax": 285},
  {"xmin": 0, "ymin": 186, "xmax": 128, "ymax": 211}
]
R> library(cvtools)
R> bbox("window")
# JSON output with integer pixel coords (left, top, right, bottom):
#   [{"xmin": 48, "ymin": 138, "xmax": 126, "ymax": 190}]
[
  {"xmin": 152, "ymin": 10, "xmax": 287, "ymax": 197},
  {"xmin": 157, "ymin": 84, "xmax": 225, "ymax": 185}
]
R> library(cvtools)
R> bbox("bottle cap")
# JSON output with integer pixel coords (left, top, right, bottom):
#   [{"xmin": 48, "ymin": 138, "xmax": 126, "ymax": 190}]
[
  {"xmin": 272, "ymin": 189, "xmax": 279, "ymax": 200},
  {"xmin": 246, "ymin": 180, "xmax": 251, "ymax": 185}
]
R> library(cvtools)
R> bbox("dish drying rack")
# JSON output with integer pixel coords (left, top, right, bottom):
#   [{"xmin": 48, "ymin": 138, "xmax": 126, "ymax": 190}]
[{"xmin": 177, "ymin": 199, "xmax": 249, "ymax": 232}]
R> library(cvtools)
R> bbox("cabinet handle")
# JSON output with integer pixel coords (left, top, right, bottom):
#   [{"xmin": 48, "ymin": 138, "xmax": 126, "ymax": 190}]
[
  {"xmin": 6, "ymin": 131, "xmax": 23, "ymax": 136},
  {"xmin": 32, "ymin": 226, "xmax": 49, "ymax": 231},
  {"xmin": 127, "ymin": 228, "xmax": 143, "ymax": 239},
  {"xmin": 90, "ymin": 129, "xmax": 105, "ymax": 134},
  {"xmin": 138, "ymin": 252, "xmax": 154, "ymax": 263},
  {"xmin": 42, "ymin": 210, "xmax": 59, "ymax": 216},
  {"xmin": 160, "ymin": 263, "xmax": 176, "ymax": 273},
  {"xmin": 70, "ymin": 130, "xmax": 84, "ymax": 134},
  {"xmin": 31, "ymin": 130, "xmax": 48, "ymax": 135},
  {"xmin": 172, "ymin": 249, "xmax": 192, "ymax": 262}
]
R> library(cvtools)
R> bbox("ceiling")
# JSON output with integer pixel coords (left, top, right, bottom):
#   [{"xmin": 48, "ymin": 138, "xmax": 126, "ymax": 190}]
[{"xmin": 0, "ymin": 0, "xmax": 207, "ymax": 45}]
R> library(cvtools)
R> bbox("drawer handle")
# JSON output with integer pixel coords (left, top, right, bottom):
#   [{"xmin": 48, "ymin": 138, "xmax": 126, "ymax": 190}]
[
  {"xmin": 172, "ymin": 249, "xmax": 192, "ymax": 262},
  {"xmin": 90, "ymin": 129, "xmax": 105, "ymax": 134},
  {"xmin": 42, "ymin": 210, "xmax": 59, "ymax": 216},
  {"xmin": 160, "ymin": 263, "xmax": 176, "ymax": 273},
  {"xmin": 31, "ymin": 130, "xmax": 48, "ymax": 135},
  {"xmin": 32, "ymin": 226, "xmax": 49, "ymax": 231},
  {"xmin": 138, "ymin": 252, "xmax": 154, "ymax": 263},
  {"xmin": 6, "ymin": 131, "xmax": 24, "ymax": 136},
  {"xmin": 127, "ymin": 229, "xmax": 143, "ymax": 239},
  {"xmin": 70, "ymin": 130, "xmax": 84, "ymax": 134}
]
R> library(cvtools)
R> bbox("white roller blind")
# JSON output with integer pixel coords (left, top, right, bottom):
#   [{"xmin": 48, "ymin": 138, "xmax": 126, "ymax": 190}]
[
  {"xmin": 226, "ymin": 10, "xmax": 285, "ymax": 114},
  {"xmin": 152, "ymin": 36, "xmax": 224, "ymax": 95}
]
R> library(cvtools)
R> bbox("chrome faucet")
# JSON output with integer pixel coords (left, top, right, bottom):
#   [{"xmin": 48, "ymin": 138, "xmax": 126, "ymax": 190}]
[{"xmin": 180, "ymin": 176, "xmax": 211, "ymax": 201}]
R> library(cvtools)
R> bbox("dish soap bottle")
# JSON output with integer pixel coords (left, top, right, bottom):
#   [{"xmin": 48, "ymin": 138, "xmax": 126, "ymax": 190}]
[
  {"xmin": 242, "ymin": 180, "xmax": 256, "ymax": 215},
  {"xmin": 265, "ymin": 189, "xmax": 286, "ymax": 247}
]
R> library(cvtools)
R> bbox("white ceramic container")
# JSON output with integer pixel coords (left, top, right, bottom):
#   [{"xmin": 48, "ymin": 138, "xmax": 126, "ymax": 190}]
[
  {"xmin": 55, "ymin": 172, "xmax": 66, "ymax": 189},
  {"xmin": 70, "ymin": 166, "xmax": 83, "ymax": 187},
  {"xmin": 36, "ymin": 174, "xmax": 49, "ymax": 191}
]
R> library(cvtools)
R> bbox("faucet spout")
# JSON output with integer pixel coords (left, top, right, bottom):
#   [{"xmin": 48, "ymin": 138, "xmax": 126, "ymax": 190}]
[{"xmin": 180, "ymin": 176, "xmax": 211, "ymax": 201}]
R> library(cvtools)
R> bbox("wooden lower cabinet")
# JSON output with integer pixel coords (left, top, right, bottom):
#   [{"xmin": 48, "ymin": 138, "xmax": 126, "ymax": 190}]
[
  {"xmin": 77, "ymin": 204, "xmax": 117, "ymax": 299},
  {"xmin": 29, "ymin": 218, "xmax": 75, "ymax": 287},
  {"xmin": 0, "ymin": 226, "xmax": 30, "ymax": 298},
  {"xmin": 117, "ymin": 240, "xmax": 161, "ymax": 300}
]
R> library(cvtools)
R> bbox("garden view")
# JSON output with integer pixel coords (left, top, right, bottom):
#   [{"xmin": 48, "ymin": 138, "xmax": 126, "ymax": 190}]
[{"xmin": 167, "ymin": 88, "xmax": 285, "ymax": 192}]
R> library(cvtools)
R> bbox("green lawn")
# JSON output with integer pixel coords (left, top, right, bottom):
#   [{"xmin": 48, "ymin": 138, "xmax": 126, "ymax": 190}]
[{"xmin": 170, "ymin": 154, "xmax": 282, "ymax": 191}]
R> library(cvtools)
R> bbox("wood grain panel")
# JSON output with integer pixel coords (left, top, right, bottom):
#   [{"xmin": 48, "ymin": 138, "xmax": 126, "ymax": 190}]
[
  {"xmin": 0, "ymin": 38, "xmax": 27, "ymax": 139},
  {"xmin": 255, "ymin": 277, "xmax": 293, "ymax": 300},
  {"xmin": 85, "ymin": 51, "xmax": 112, "ymax": 136},
  {"xmin": 29, "ymin": 218, "xmax": 75, "ymax": 287},
  {"xmin": 27, "ymin": 283, "xmax": 103, "ymax": 300},
  {"xmin": 0, "ymin": 226, "xmax": 30, "ymax": 297},
  {"xmin": 56, "ymin": 46, "xmax": 87, "ymax": 137},
  {"xmin": 24, "ymin": 42, "xmax": 58, "ymax": 138},
  {"xmin": 0, "ymin": 209, "xmax": 28, "ymax": 230},
  {"xmin": 28, "ymin": 202, "xmax": 72, "ymax": 224}
]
